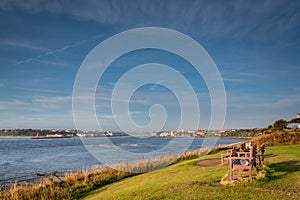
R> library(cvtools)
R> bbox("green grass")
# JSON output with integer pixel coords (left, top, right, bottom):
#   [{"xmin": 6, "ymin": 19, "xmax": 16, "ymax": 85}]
[
  {"xmin": 0, "ymin": 149, "xmax": 208, "ymax": 200},
  {"xmin": 1, "ymin": 137, "xmax": 298, "ymax": 200},
  {"xmin": 83, "ymin": 144, "xmax": 300, "ymax": 200}
]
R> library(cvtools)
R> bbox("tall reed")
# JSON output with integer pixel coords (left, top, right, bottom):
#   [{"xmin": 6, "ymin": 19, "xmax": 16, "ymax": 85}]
[{"xmin": 0, "ymin": 148, "xmax": 209, "ymax": 200}]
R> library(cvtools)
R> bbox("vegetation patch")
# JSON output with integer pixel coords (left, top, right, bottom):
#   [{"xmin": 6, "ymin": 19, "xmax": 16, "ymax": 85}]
[
  {"xmin": 83, "ymin": 144, "xmax": 300, "ymax": 200},
  {"xmin": 0, "ymin": 148, "xmax": 208, "ymax": 200},
  {"xmin": 251, "ymin": 129, "xmax": 300, "ymax": 146},
  {"xmin": 1, "ymin": 132, "xmax": 300, "ymax": 199}
]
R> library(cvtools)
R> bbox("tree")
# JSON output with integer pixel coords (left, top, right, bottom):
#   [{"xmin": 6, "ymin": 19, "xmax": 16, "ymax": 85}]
[
  {"xmin": 273, "ymin": 119, "xmax": 287, "ymax": 130},
  {"xmin": 268, "ymin": 125, "xmax": 273, "ymax": 129}
]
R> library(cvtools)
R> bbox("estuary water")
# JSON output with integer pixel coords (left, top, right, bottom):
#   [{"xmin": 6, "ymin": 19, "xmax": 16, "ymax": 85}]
[{"xmin": 0, "ymin": 136, "xmax": 246, "ymax": 185}]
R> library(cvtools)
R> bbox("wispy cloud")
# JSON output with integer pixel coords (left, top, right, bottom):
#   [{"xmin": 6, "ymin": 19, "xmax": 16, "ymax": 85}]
[
  {"xmin": 0, "ymin": 95, "xmax": 72, "ymax": 113},
  {"xmin": 0, "ymin": 100, "xmax": 27, "ymax": 110},
  {"xmin": 222, "ymin": 77, "xmax": 246, "ymax": 83},
  {"xmin": 222, "ymin": 71, "xmax": 262, "ymax": 78},
  {"xmin": 36, "ymin": 59, "xmax": 70, "ymax": 67},
  {"xmin": 1, "ymin": 0, "xmax": 299, "ymax": 130},
  {"xmin": 0, "ymin": 112, "xmax": 75, "ymax": 129},
  {"xmin": 294, "ymin": 87, "xmax": 300, "ymax": 91},
  {"xmin": 224, "ymin": 93, "xmax": 300, "ymax": 128},
  {"xmin": 96, "ymin": 95, "xmax": 149, "ymax": 105},
  {"xmin": 1, "ymin": 83, "xmax": 69, "ymax": 95},
  {"xmin": 16, "ymin": 34, "xmax": 103, "ymax": 65},
  {"xmin": 150, "ymin": 80, "xmax": 166, "ymax": 90},
  {"xmin": 221, "ymin": 70, "xmax": 263, "ymax": 83},
  {"xmin": 228, "ymin": 93, "xmax": 300, "ymax": 113},
  {"xmin": 2, "ymin": 0, "xmax": 299, "ymax": 40},
  {"xmin": 5, "ymin": 39, "xmax": 49, "ymax": 51},
  {"xmin": 32, "ymin": 95, "xmax": 72, "ymax": 104}
]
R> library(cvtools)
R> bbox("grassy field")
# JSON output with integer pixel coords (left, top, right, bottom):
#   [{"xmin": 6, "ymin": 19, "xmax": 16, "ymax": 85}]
[
  {"xmin": 83, "ymin": 144, "xmax": 300, "ymax": 200},
  {"xmin": 1, "ymin": 131, "xmax": 299, "ymax": 199}
]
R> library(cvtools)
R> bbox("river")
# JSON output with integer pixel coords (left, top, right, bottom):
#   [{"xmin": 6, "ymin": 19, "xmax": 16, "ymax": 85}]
[{"xmin": 0, "ymin": 136, "xmax": 246, "ymax": 185}]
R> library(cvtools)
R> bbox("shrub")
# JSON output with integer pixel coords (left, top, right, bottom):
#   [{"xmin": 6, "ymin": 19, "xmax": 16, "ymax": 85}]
[{"xmin": 250, "ymin": 129, "xmax": 300, "ymax": 147}]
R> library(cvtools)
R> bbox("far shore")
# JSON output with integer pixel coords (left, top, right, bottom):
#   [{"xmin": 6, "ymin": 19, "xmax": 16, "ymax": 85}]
[
  {"xmin": 0, "ymin": 136, "xmax": 32, "ymax": 138},
  {"xmin": 0, "ymin": 135, "xmax": 252, "ymax": 139}
]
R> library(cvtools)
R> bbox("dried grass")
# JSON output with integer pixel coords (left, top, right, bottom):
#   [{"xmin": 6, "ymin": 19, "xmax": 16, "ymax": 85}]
[
  {"xmin": 0, "ymin": 148, "xmax": 209, "ymax": 200},
  {"xmin": 250, "ymin": 129, "xmax": 300, "ymax": 147}
]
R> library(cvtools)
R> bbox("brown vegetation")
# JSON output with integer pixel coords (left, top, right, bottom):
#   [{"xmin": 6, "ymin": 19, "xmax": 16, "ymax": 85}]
[
  {"xmin": 250, "ymin": 129, "xmax": 300, "ymax": 147},
  {"xmin": 0, "ymin": 148, "xmax": 208, "ymax": 200},
  {"xmin": 0, "ymin": 168, "xmax": 130, "ymax": 200}
]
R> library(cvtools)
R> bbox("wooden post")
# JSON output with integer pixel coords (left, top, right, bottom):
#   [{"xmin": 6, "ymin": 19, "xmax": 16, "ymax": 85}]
[
  {"xmin": 249, "ymin": 163, "xmax": 252, "ymax": 180},
  {"xmin": 229, "ymin": 158, "xmax": 233, "ymax": 180}
]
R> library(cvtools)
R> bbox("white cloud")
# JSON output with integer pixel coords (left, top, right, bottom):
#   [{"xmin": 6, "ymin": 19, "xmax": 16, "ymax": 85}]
[
  {"xmin": 0, "ymin": 84, "xmax": 68, "ymax": 95},
  {"xmin": 0, "ymin": 112, "xmax": 75, "ymax": 129},
  {"xmin": 1, "ymin": 0, "xmax": 298, "ymax": 40},
  {"xmin": 32, "ymin": 95, "xmax": 72, "ymax": 104},
  {"xmin": 228, "ymin": 94, "xmax": 300, "ymax": 110},
  {"xmin": 221, "ymin": 70, "xmax": 263, "ymax": 84},
  {"xmin": 36, "ymin": 59, "xmax": 70, "ymax": 67},
  {"xmin": 224, "ymin": 93, "xmax": 300, "ymax": 128},
  {"xmin": 0, "ymin": 95, "xmax": 72, "ymax": 112},
  {"xmin": 0, "ymin": 100, "xmax": 28, "ymax": 110},
  {"xmin": 222, "ymin": 77, "xmax": 246, "ymax": 83},
  {"xmin": 16, "ymin": 34, "xmax": 103, "ymax": 65},
  {"xmin": 4, "ymin": 39, "xmax": 49, "ymax": 51},
  {"xmin": 0, "ymin": 95, "xmax": 75, "ymax": 128},
  {"xmin": 222, "ymin": 71, "xmax": 262, "ymax": 78},
  {"xmin": 293, "ymin": 87, "xmax": 300, "ymax": 92}
]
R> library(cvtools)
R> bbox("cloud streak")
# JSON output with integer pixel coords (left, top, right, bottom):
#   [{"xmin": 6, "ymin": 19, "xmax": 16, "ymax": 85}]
[
  {"xmin": 5, "ymin": 39, "xmax": 49, "ymax": 51},
  {"xmin": 1, "ymin": 84, "xmax": 69, "ymax": 95},
  {"xmin": 1, "ymin": 0, "xmax": 299, "ymax": 40},
  {"xmin": 1, "ymin": 0, "xmax": 299, "ymax": 129},
  {"xmin": 16, "ymin": 34, "xmax": 103, "ymax": 65}
]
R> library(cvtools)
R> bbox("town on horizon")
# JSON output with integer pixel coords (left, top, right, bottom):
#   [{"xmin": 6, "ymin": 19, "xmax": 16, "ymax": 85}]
[{"xmin": 1, "ymin": 113, "xmax": 299, "ymax": 138}]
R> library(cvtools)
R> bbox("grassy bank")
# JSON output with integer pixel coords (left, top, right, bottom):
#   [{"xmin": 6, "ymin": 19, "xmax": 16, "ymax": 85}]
[
  {"xmin": 83, "ymin": 144, "xmax": 300, "ymax": 200},
  {"xmin": 1, "ymin": 131, "xmax": 299, "ymax": 199},
  {"xmin": 0, "ymin": 149, "xmax": 208, "ymax": 200}
]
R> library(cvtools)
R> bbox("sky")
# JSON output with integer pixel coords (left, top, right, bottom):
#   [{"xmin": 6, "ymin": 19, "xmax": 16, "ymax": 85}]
[{"xmin": 0, "ymin": 0, "xmax": 299, "ymax": 131}]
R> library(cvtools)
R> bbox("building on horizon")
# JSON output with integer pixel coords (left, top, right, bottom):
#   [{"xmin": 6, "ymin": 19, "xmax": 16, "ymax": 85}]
[{"xmin": 287, "ymin": 113, "xmax": 300, "ymax": 129}]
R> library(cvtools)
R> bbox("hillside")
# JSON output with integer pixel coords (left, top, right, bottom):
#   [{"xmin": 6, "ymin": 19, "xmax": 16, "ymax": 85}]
[{"xmin": 83, "ymin": 144, "xmax": 300, "ymax": 200}]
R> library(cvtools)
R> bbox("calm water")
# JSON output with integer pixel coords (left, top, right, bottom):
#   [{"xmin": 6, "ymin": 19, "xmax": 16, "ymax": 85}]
[{"xmin": 0, "ymin": 136, "xmax": 245, "ymax": 185}]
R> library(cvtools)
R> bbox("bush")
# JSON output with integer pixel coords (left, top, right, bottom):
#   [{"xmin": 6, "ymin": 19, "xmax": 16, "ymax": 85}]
[
  {"xmin": 250, "ymin": 129, "xmax": 300, "ymax": 147},
  {"xmin": 273, "ymin": 119, "xmax": 287, "ymax": 131}
]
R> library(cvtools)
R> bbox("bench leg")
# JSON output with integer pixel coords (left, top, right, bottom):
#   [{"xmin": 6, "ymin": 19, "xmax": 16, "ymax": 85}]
[
  {"xmin": 229, "ymin": 160, "xmax": 233, "ymax": 180},
  {"xmin": 221, "ymin": 157, "xmax": 224, "ymax": 165}
]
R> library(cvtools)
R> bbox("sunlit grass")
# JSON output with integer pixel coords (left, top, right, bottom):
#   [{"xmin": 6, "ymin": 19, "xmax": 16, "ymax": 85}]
[
  {"xmin": 2, "ymin": 131, "xmax": 299, "ymax": 200},
  {"xmin": 83, "ymin": 144, "xmax": 300, "ymax": 200},
  {"xmin": 0, "ymin": 148, "xmax": 209, "ymax": 200}
]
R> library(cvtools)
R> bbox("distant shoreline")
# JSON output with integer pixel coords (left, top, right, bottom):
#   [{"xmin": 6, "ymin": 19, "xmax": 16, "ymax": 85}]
[
  {"xmin": 0, "ymin": 136, "xmax": 77, "ymax": 139},
  {"xmin": 0, "ymin": 136, "xmax": 32, "ymax": 138},
  {"xmin": 0, "ymin": 135, "xmax": 252, "ymax": 139}
]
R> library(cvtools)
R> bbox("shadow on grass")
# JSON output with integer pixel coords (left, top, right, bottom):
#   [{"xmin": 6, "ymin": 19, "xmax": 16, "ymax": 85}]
[
  {"xmin": 266, "ymin": 160, "xmax": 300, "ymax": 181},
  {"xmin": 264, "ymin": 153, "xmax": 275, "ymax": 158},
  {"xmin": 269, "ymin": 160, "xmax": 300, "ymax": 172}
]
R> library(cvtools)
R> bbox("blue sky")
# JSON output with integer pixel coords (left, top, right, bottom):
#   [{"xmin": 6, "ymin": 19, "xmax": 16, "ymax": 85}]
[{"xmin": 0, "ymin": 0, "xmax": 299, "ymax": 131}]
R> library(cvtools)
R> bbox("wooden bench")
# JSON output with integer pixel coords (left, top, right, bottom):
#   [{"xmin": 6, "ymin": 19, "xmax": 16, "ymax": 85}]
[
  {"xmin": 256, "ymin": 144, "xmax": 265, "ymax": 165},
  {"xmin": 229, "ymin": 144, "xmax": 257, "ymax": 180},
  {"xmin": 221, "ymin": 149, "xmax": 237, "ymax": 165}
]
